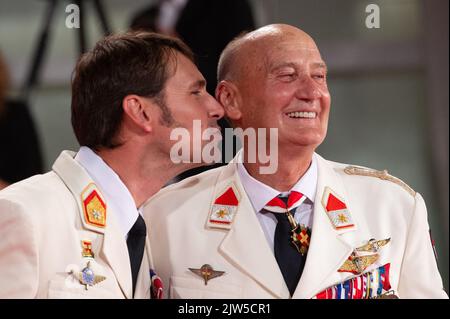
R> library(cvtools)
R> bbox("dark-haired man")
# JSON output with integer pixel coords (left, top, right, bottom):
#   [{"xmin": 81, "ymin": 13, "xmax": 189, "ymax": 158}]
[{"xmin": 0, "ymin": 32, "xmax": 223, "ymax": 298}]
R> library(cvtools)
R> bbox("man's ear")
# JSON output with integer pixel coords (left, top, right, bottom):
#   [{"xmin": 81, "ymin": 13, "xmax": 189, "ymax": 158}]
[
  {"xmin": 122, "ymin": 95, "xmax": 153, "ymax": 133},
  {"xmin": 216, "ymin": 81, "xmax": 242, "ymax": 121}
]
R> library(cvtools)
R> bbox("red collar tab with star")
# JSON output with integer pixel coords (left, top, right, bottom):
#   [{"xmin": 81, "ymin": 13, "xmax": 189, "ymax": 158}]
[
  {"xmin": 321, "ymin": 187, "xmax": 355, "ymax": 231},
  {"xmin": 207, "ymin": 184, "xmax": 240, "ymax": 230}
]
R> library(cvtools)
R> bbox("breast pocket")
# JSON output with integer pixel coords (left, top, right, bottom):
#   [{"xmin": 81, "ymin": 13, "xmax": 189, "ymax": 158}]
[{"xmin": 170, "ymin": 276, "xmax": 243, "ymax": 299}]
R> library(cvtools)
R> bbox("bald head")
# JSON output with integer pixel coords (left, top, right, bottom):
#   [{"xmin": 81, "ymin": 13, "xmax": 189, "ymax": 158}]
[{"xmin": 217, "ymin": 24, "xmax": 319, "ymax": 83}]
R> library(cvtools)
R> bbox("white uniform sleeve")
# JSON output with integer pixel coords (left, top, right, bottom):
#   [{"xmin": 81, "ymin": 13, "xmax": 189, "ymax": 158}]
[
  {"xmin": 0, "ymin": 199, "xmax": 39, "ymax": 298},
  {"xmin": 397, "ymin": 192, "xmax": 448, "ymax": 298}
]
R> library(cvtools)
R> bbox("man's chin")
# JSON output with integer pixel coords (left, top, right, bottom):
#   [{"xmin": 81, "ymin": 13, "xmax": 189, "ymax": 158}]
[
  {"xmin": 280, "ymin": 138, "xmax": 323, "ymax": 152},
  {"xmin": 283, "ymin": 132, "xmax": 325, "ymax": 147}
]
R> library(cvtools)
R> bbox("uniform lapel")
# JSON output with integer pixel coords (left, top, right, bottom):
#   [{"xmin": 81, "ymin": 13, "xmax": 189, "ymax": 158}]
[
  {"xmin": 292, "ymin": 154, "xmax": 356, "ymax": 299},
  {"xmin": 214, "ymin": 158, "xmax": 290, "ymax": 299},
  {"xmin": 133, "ymin": 237, "xmax": 152, "ymax": 299},
  {"xmin": 101, "ymin": 214, "xmax": 133, "ymax": 299},
  {"xmin": 52, "ymin": 150, "xmax": 133, "ymax": 299}
]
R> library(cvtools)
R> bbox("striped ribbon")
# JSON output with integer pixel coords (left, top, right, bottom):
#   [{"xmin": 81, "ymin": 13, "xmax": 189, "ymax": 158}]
[{"xmin": 314, "ymin": 263, "xmax": 392, "ymax": 299}]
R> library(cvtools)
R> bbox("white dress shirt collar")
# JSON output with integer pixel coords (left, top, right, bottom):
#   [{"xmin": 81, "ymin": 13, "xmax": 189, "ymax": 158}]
[
  {"xmin": 75, "ymin": 146, "xmax": 140, "ymax": 238},
  {"xmin": 237, "ymin": 152, "xmax": 318, "ymax": 212}
]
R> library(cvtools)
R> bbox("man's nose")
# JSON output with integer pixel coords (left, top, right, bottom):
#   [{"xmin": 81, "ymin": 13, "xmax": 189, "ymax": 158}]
[
  {"xmin": 296, "ymin": 76, "xmax": 322, "ymax": 101},
  {"xmin": 206, "ymin": 94, "xmax": 225, "ymax": 120}
]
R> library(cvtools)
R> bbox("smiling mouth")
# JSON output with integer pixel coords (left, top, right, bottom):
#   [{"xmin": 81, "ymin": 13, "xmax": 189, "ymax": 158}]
[{"xmin": 285, "ymin": 111, "xmax": 317, "ymax": 119}]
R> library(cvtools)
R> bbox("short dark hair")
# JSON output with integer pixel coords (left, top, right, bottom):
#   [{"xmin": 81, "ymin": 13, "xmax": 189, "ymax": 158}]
[{"xmin": 71, "ymin": 31, "xmax": 194, "ymax": 150}]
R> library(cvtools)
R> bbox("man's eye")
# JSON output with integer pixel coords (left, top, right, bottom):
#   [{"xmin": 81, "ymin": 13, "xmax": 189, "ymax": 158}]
[
  {"xmin": 313, "ymin": 74, "xmax": 326, "ymax": 80},
  {"xmin": 279, "ymin": 74, "xmax": 297, "ymax": 81},
  {"xmin": 191, "ymin": 90, "xmax": 201, "ymax": 95}
]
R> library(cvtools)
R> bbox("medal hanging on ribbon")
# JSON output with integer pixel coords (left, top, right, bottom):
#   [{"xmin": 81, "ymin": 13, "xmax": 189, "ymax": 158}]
[{"xmin": 286, "ymin": 211, "xmax": 311, "ymax": 256}]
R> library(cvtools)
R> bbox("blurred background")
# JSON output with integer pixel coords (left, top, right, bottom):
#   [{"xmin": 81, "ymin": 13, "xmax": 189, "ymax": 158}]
[{"xmin": 0, "ymin": 0, "xmax": 448, "ymax": 292}]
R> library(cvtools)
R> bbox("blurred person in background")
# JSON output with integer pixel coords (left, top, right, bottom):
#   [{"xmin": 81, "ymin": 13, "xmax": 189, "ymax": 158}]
[{"xmin": 0, "ymin": 51, "xmax": 43, "ymax": 190}]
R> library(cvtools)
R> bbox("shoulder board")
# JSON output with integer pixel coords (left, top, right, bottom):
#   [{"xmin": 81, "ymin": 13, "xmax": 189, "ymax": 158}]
[{"xmin": 344, "ymin": 166, "xmax": 416, "ymax": 197}]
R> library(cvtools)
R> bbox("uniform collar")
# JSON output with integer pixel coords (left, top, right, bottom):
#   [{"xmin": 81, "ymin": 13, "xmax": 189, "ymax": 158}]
[
  {"xmin": 236, "ymin": 150, "xmax": 318, "ymax": 212},
  {"xmin": 75, "ymin": 146, "xmax": 139, "ymax": 238}
]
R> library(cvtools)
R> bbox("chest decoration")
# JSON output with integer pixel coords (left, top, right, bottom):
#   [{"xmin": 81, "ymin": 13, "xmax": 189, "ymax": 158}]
[
  {"xmin": 68, "ymin": 260, "xmax": 106, "ymax": 290},
  {"xmin": 339, "ymin": 238, "xmax": 391, "ymax": 274},
  {"xmin": 81, "ymin": 239, "xmax": 95, "ymax": 258},
  {"xmin": 189, "ymin": 264, "xmax": 225, "ymax": 285},
  {"xmin": 64, "ymin": 239, "xmax": 106, "ymax": 290},
  {"xmin": 315, "ymin": 263, "xmax": 395, "ymax": 299}
]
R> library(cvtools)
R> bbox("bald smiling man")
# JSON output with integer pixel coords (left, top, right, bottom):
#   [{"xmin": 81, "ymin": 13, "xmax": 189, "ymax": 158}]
[{"xmin": 143, "ymin": 24, "xmax": 448, "ymax": 299}]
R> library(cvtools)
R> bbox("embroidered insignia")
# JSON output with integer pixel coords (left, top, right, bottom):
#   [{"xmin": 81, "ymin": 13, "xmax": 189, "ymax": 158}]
[
  {"xmin": 339, "ymin": 253, "xmax": 379, "ymax": 274},
  {"xmin": 81, "ymin": 240, "xmax": 95, "ymax": 258},
  {"xmin": 70, "ymin": 261, "xmax": 106, "ymax": 290},
  {"xmin": 212, "ymin": 207, "xmax": 232, "ymax": 222},
  {"xmin": 315, "ymin": 263, "xmax": 392, "ymax": 299},
  {"xmin": 81, "ymin": 183, "xmax": 106, "ymax": 228},
  {"xmin": 150, "ymin": 269, "xmax": 164, "ymax": 299},
  {"xmin": 355, "ymin": 238, "xmax": 391, "ymax": 253},
  {"xmin": 189, "ymin": 264, "xmax": 225, "ymax": 285},
  {"xmin": 344, "ymin": 166, "xmax": 415, "ymax": 197},
  {"xmin": 321, "ymin": 187, "xmax": 354, "ymax": 230},
  {"xmin": 208, "ymin": 185, "xmax": 240, "ymax": 228}
]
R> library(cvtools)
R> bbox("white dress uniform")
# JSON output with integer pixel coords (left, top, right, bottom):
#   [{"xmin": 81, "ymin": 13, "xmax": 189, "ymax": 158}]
[
  {"xmin": 0, "ymin": 150, "xmax": 155, "ymax": 298},
  {"xmin": 143, "ymin": 151, "xmax": 448, "ymax": 299}
]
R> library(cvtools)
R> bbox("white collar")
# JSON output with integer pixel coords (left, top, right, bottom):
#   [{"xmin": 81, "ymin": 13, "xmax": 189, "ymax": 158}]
[
  {"xmin": 75, "ymin": 146, "xmax": 140, "ymax": 238},
  {"xmin": 237, "ymin": 151, "xmax": 318, "ymax": 212}
]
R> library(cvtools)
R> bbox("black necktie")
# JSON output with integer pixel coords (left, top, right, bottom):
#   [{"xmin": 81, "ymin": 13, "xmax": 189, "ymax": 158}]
[
  {"xmin": 272, "ymin": 196, "xmax": 307, "ymax": 296},
  {"xmin": 127, "ymin": 214, "xmax": 147, "ymax": 297}
]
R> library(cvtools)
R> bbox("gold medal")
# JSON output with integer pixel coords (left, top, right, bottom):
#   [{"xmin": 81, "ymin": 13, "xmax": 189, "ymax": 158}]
[{"xmin": 81, "ymin": 240, "xmax": 94, "ymax": 258}]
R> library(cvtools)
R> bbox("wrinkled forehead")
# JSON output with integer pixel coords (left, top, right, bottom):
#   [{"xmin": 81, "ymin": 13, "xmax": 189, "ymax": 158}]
[
  {"xmin": 244, "ymin": 33, "xmax": 324, "ymax": 70},
  {"xmin": 263, "ymin": 39, "xmax": 324, "ymax": 69}
]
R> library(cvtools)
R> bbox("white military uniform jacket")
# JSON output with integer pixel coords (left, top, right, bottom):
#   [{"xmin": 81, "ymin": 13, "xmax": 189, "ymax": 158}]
[
  {"xmin": 144, "ymin": 152, "xmax": 447, "ymax": 299},
  {"xmin": 0, "ymin": 151, "xmax": 154, "ymax": 298}
]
